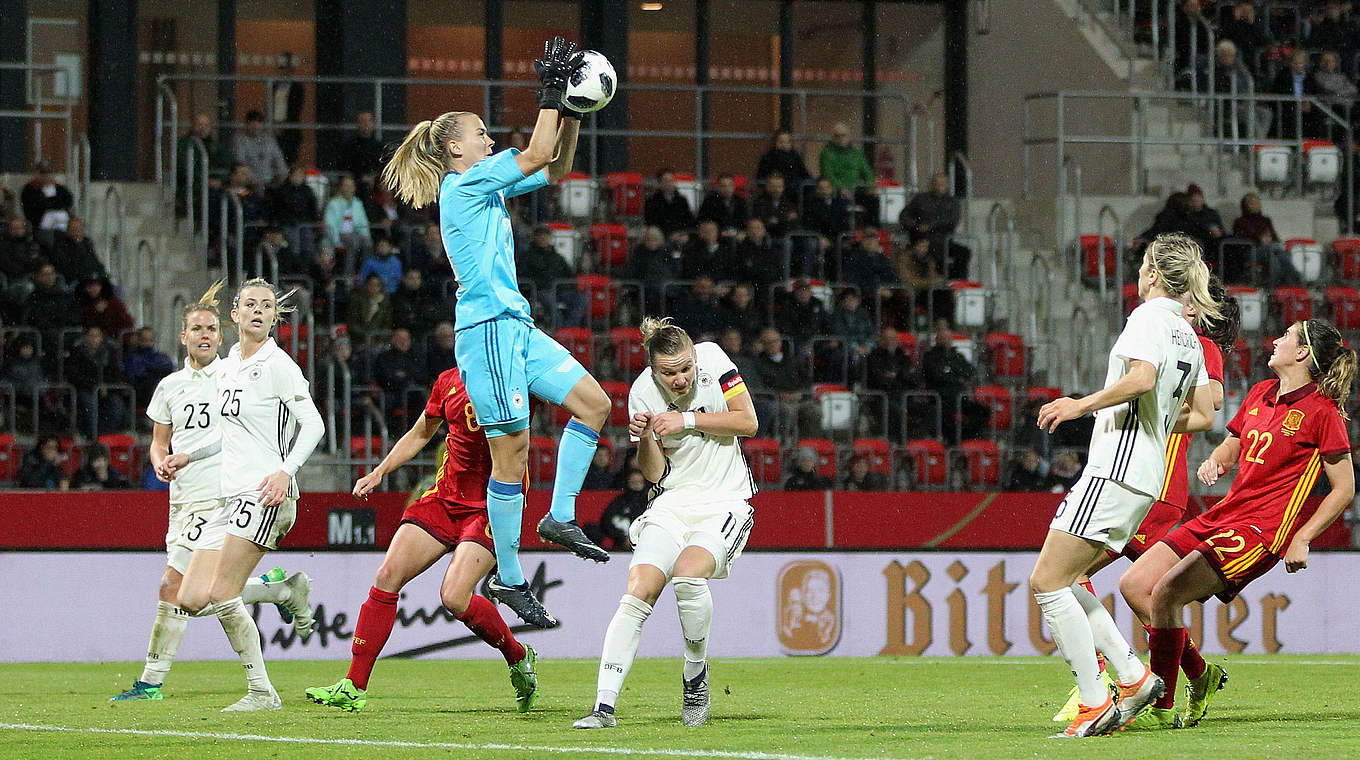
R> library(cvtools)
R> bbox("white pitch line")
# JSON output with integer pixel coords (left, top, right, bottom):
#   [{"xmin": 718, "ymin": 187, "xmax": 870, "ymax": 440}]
[{"xmin": 0, "ymin": 723, "xmax": 922, "ymax": 760}]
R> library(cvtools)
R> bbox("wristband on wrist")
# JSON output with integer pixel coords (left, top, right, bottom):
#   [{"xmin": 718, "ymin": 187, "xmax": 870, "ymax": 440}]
[{"xmin": 682, "ymin": 411, "xmax": 696, "ymax": 430}]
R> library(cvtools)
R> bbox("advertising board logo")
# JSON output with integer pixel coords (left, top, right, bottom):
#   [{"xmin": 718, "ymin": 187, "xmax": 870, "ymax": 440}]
[{"xmin": 776, "ymin": 560, "xmax": 841, "ymax": 655}]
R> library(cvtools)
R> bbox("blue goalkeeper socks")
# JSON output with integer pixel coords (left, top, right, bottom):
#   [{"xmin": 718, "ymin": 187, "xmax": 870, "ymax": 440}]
[
  {"xmin": 487, "ymin": 478, "xmax": 526, "ymax": 587},
  {"xmin": 549, "ymin": 419, "xmax": 600, "ymax": 522}
]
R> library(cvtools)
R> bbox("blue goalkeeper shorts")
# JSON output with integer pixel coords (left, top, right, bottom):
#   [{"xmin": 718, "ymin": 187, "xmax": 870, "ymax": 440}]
[{"xmin": 453, "ymin": 316, "xmax": 588, "ymax": 436}]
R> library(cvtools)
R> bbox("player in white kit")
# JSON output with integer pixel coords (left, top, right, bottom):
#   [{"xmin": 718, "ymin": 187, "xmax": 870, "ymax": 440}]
[
  {"xmin": 1030, "ymin": 233, "xmax": 1221, "ymax": 738},
  {"xmin": 111, "ymin": 282, "xmax": 313, "ymax": 702},
  {"xmin": 200, "ymin": 278, "xmax": 325, "ymax": 711},
  {"xmin": 574, "ymin": 317, "xmax": 758, "ymax": 730}
]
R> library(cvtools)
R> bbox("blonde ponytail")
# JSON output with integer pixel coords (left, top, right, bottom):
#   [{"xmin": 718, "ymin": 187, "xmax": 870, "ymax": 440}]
[
  {"xmin": 1148, "ymin": 232, "xmax": 1223, "ymax": 325},
  {"xmin": 381, "ymin": 111, "xmax": 470, "ymax": 208},
  {"xmin": 640, "ymin": 316, "xmax": 693, "ymax": 362},
  {"xmin": 183, "ymin": 278, "xmax": 226, "ymax": 327}
]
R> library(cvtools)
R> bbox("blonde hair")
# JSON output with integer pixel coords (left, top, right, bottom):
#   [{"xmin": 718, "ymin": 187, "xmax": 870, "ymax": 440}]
[
  {"xmin": 183, "ymin": 279, "xmax": 226, "ymax": 328},
  {"xmin": 381, "ymin": 111, "xmax": 472, "ymax": 207},
  {"xmin": 1146, "ymin": 232, "xmax": 1222, "ymax": 325},
  {"xmin": 233, "ymin": 277, "xmax": 299, "ymax": 327},
  {"xmin": 1300, "ymin": 319, "xmax": 1357, "ymax": 418},
  {"xmin": 639, "ymin": 316, "xmax": 693, "ymax": 362}
]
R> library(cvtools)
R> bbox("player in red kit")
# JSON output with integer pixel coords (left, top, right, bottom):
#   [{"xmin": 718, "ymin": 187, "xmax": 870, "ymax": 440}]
[
  {"xmin": 305, "ymin": 368, "xmax": 537, "ymax": 713},
  {"xmin": 1120, "ymin": 318, "xmax": 1356, "ymax": 728}
]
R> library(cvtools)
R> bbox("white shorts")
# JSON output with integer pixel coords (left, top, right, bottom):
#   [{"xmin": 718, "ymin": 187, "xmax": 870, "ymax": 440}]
[
  {"xmin": 629, "ymin": 499, "xmax": 754, "ymax": 580},
  {"xmin": 166, "ymin": 499, "xmax": 227, "ymax": 574},
  {"xmin": 224, "ymin": 491, "xmax": 297, "ymax": 551},
  {"xmin": 1050, "ymin": 473, "xmax": 1154, "ymax": 553}
]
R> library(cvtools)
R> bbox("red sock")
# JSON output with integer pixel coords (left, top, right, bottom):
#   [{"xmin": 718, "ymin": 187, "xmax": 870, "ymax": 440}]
[
  {"xmin": 1148, "ymin": 627, "xmax": 1186, "ymax": 710},
  {"xmin": 458, "ymin": 594, "xmax": 526, "ymax": 665},
  {"xmin": 1181, "ymin": 635, "xmax": 1206, "ymax": 680},
  {"xmin": 346, "ymin": 586, "xmax": 399, "ymax": 691},
  {"xmin": 1077, "ymin": 580, "xmax": 1107, "ymax": 673}
]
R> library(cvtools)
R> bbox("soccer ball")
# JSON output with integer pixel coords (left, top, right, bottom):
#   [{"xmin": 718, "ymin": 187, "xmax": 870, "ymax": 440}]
[{"xmin": 564, "ymin": 50, "xmax": 617, "ymax": 114}]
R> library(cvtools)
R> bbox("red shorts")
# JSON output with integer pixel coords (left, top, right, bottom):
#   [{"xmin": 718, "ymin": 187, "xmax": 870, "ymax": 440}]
[
  {"xmin": 1116, "ymin": 499, "xmax": 1185, "ymax": 560},
  {"xmin": 1160, "ymin": 515, "xmax": 1279, "ymax": 602},
  {"xmin": 401, "ymin": 493, "xmax": 495, "ymax": 553}
]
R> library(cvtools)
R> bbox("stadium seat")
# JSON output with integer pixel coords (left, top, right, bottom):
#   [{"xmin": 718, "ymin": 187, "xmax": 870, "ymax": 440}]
[
  {"xmin": 851, "ymin": 438, "xmax": 892, "ymax": 477},
  {"xmin": 559, "ymin": 172, "xmax": 597, "ymax": 219},
  {"xmin": 1255, "ymin": 144, "xmax": 1290, "ymax": 183},
  {"xmin": 0, "ymin": 434, "xmax": 18, "ymax": 483},
  {"xmin": 904, "ymin": 439, "xmax": 948, "ymax": 488},
  {"xmin": 1272, "ymin": 286, "xmax": 1313, "ymax": 324},
  {"xmin": 984, "ymin": 332, "xmax": 1026, "ymax": 379},
  {"xmin": 605, "ymin": 172, "xmax": 645, "ymax": 218},
  {"xmin": 589, "ymin": 223, "xmax": 629, "ymax": 271},
  {"xmin": 349, "ymin": 436, "xmax": 383, "ymax": 480},
  {"xmin": 1079, "ymin": 235, "xmax": 1117, "ymax": 280},
  {"xmin": 1285, "ymin": 238, "xmax": 1323, "ymax": 282},
  {"xmin": 575, "ymin": 274, "xmax": 617, "ymax": 321},
  {"xmin": 951, "ymin": 331, "xmax": 976, "ymax": 363},
  {"xmin": 1334, "ymin": 236, "xmax": 1360, "ymax": 282},
  {"xmin": 58, "ymin": 437, "xmax": 82, "ymax": 478},
  {"xmin": 554, "ymin": 327, "xmax": 594, "ymax": 369},
  {"xmin": 877, "ymin": 179, "xmax": 906, "ymax": 226},
  {"xmin": 546, "ymin": 221, "xmax": 579, "ymax": 264},
  {"xmin": 950, "ymin": 281, "xmax": 988, "ymax": 327},
  {"xmin": 1228, "ymin": 285, "xmax": 1263, "ymax": 332},
  {"xmin": 1303, "ymin": 139, "xmax": 1339, "ymax": 184},
  {"xmin": 896, "ymin": 331, "xmax": 919, "ymax": 361},
  {"xmin": 796, "ymin": 438, "xmax": 838, "ymax": 480},
  {"xmin": 877, "ymin": 227, "xmax": 895, "ymax": 257},
  {"xmin": 609, "ymin": 327, "xmax": 646, "ymax": 373},
  {"xmin": 275, "ymin": 323, "xmax": 309, "ymax": 369},
  {"xmin": 1325, "ymin": 286, "xmax": 1360, "ymax": 329},
  {"xmin": 729, "ymin": 174, "xmax": 748, "ymax": 198},
  {"xmin": 1122, "ymin": 283, "xmax": 1140, "ymax": 316},
  {"xmin": 973, "ymin": 385, "xmax": 1013, "ymax": 432},
  {"xmin": 98, "ymin": 434, "xmax": 138, "ymax": 479},
  {"xmin": 742, "ymin": 438, "xmax": 783, "ymax": 486},
  {"xmin": 1228, "ymin": 338, "xmax": 1252, "ymax": 379},
  {"xmin": 673, "ymin": 172, "xmax": 701, "ymax": 209},
  {"xmin": 599, "ymin": 380, "xmax": 632, "ymax": 427},
  {"xmin": 527, "ymin": 437, "xmax": 557, "ymax": 487},
  {"xmin": 956, "ymin": 439, "xmax": 1001, "ymax": 488},
  {"xmin": 812, "ymin": 383, "xmax": 855, "ymax": 432},
  {"xmin": 1026, "ymin": 386, "xmax": 1064, "ymax": 404}
]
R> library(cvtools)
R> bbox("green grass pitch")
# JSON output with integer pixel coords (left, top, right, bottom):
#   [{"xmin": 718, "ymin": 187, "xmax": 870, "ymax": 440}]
[{"xmin": 3, "ymin": 656, "xmax": 1358, "ymax": 759}]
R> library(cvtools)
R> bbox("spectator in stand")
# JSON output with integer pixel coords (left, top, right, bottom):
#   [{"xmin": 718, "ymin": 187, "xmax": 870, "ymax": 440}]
[
  {"xmin": 751, "ymin": 171, "xmax": 800, "ymax": 239},
  {"xmin": 24, "ymin": 263, "xmax": 77, "ymax": 347},
  {"xmin": 407, "ymin": 222, "xmax": 442, "ymax": 275},
  {"xmin": 756, "ymin": 130, "xmax": 812, "ymax": 194},
  {"xmin": 1184, "ymin": 184, "xmax": 1225, "ymax": 251},
  {"xmin": 391, "ymin": 269, "xmax": 448, "ymax": 340},
  {"xmin": 894, "ymin": 232, "xmax": 954, "ymax": 327},
  {"xmin": 176, "ymin": 113, "xmax": 233, "ymax": 197},
  {"xmin": 357, "ymin": 235, "xmax": 403, "ymax": 293},
  {"xmin": 323, "ymin": 174, "xmax": 373, "ymax": 258},
  {"xmin": 209, "ymin": 164, "xmax": 270, "ymax": 259},
  {"xmin": 697, "ymin": 173, "xmax": 749, "ymax": 235},
  {"xmin": 18, "ymin": 436, "xmax": 68, "ymax": 490},
  {"xmin": 0, "ymin": 216, "xmax": 44, "ymax": 284},
  {"xmin": 1207, "ymin": 40, "xmax": 1255, "ymax": 140},
  {"xmin": 775, "ymin": 279, "xmax": 827, "ymax": 353},
  {"xmin": 920, "ymin": 320, "xmax": 989, "ymax": 445},
  {"xmin": 4, "ymin": 336, "xmax": 44, "ymax": 402},
  {"xmin": 1232, "ymin": 191, "xmax": 1301, "ymax": 285},
  {"xmin": 1047, "ymin": 450, "xmax": 1083, "ymax": 492},
  {"xmin": 784, "ymin": 447, "xmax": 831, "ymax": 491},
  {"xmin": 1133, "ymin": 192, "xmax": 1201, "ymax": 261},
  {"xmin": 251, "ymin": 227, "xmax": 293, "ymax": 281},
  {"xmin": 372, "ymin": 327, "xmax": 426, "ymax": 432},
  {"xmin": 0, "ymin": 174, "xmax": 19, "ymax": 222},
  {"xmin": 755, "ymin": 326, "xmax": 813, "ymax": 437},
  {"xmin": 581, "ymin": 446, "xmax": 616, "ymax": 491},
  {"xmin": 726, "ymin": 218, "xmax": 783, "ymax": 297},
  {"xmin": 840, "ymin": 226, "xmax": 899, "ymax": 297},
  {"xmin": 47, "ymin": 217, "xmax": 107, "ymax": 285},
  {"xmin": 596, "ymin": 469, "xmax": 649, "ymax": 549},
  {"xmin": 1305, "ymin": 1, "xmax": 1350, "ymax": 50},
  {"xmin": 1270, "ymin": 49, "xmax": 1324, "ymax": 139},
  {"xmin": 718, "ymin": 282, "xmax": 765, "ymax": 345},
  {"xmin": 1218, "ymin": 0, "xmax": 1273, "ymax": 79},
  {"xmin": 71, "ymin": 443, "xmax": 130, "ymax": 490},
  {"xmin": 21, "ymin": 159, "xmax": 73, "ymax": 232},
  {"xmin": 230, "ymin": 109, "xmax": 288, "ymax": 188},
  {"xmin": 347, "ymin": 274, "xmax": 393, "ymax": 349},
  {"xmin": 425, "ymin": 322, "xmax": 457, "ymax": 378},
  {"xmin": 1312, "ymin": 50, "xmax": 1357, "ymax": 143},
  {"xmin": 67, "ymin": 325, "xmax": 127, "ymax": 438},
  {"xmin": 305, "ymin": 247, "xmax": 349, "ymax": 326},
  {"xmin": 1170, "ymin": 0, "xmax": 1212, "ymax": 89},
  {"xmin": 78, "ymin": 276, "xmax": 135, "ymax": 338},
  {"xmin": 643, "ymin": 168, "xmax": 697, "ymax": 241},
  {"xmin": 803, "ymin": 177, "xmax": 850, "ymax": 255},
  {"xmin": 270, "ymin": 53, "xmax": 306, "ymax": 163},
  {"xmin": 422, "ymin": 233, "xmax": 454, "ymax": 300},
  {"xmin": 900, "ymin": 172, "xmax": 970, "ymax": 280},
  {"xmin": 338, "ymin": 110, "xmax": 385, "ymax": 197},
  {"xmin": 272, "ymin": 165, "xmax": 320, "ymax": 267},
  {"xmin": 124, "ymin": 327, "xmax": 176, "ymax": 416},
  {"xmin": 515, "ymin": 224, "xmax": 582, "ymax": 328},
  {"xmin": 864, "ymin": 326, "xmax": 917, "ymax": 439},
  {"xmin": 1006, "ymin": 448, "xmax": 1051, "ymax": 492},
  {"xmin": 672, "ymin": 275, "xmax": 724, "ymax": 340},
  {"xmin": 628, "ymin": 225, "xmax": 683, "ymax": 309},
  {"xmin": 819, "ymin": 122, "xmax": 878, "ymax": 222},
  {"xmin": 819, "ymin": 289, "xmax": 875, "ymax": 383},
  {"xmin": 681, "ymin": 218, "xmax": 730, "ymax": 280},
  {"xmin": 718, "ymin": 326, "xmax": 774, "ymax": 437},
  {"xmin": 841, "ymin": 454, "xmax": 889, "ymax": 491}
]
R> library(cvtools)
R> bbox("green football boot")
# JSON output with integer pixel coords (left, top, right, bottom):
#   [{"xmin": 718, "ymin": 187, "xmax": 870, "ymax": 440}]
[
  {"xmin": 1183, "ymin": 662, "xmax": 1228, "ymax": 727},
  {"xmin": 1124, "ymin": 706, "xmax": 1183, "ymax": 730},
  {"xmin": 260, "ymin": 566, "xmax": 292, "ymax": 624},
  {"xmin": 305, "ymin": 678, "xmax": 367, "ymax": 712},
  {"xmin": 111, "ymin": 680, "xmax": 163, "ymax": 701},
  {"xmin": 509, "ymin": 644, "xmax": 539, "ymax": 713}
]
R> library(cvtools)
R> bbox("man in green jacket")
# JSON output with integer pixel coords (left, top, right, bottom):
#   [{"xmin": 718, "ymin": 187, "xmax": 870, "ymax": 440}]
[{"xmin": 818, "ymin": 122, "xmax": 878, "ymax": 223}]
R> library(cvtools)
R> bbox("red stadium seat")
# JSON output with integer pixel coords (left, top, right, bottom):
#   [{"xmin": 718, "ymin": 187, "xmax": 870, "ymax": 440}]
[
  {"xmin": 275, "ymin": 323, "xmax": 310, "ymax": 370},
  {"xmin": 1228, "ymin": 338, "xmax": 1252, "ymax": 379},
  {"xmin": 349, "ymin": 436, "xmax": 383, "ymax": 480},
  {"xmin": 599, "ymin": 380, "xmax": 632, "ymax": 427},
  {"xmin": 904, "ymin": 439, "xmax": 948, "ymax": 488},
  {"xmin": 58, "ymin": 437, "xmax": 82, "ymax": 478},
  {"xmin": 896, "ymin": 331, "xmax": 918, "ymax": 361},
  {"xmin": 1272, "ymin": 286, "xmax": 1312, "ymax": 324},
  {"xmin": 1026, "ymin": 386, "xmax": 1064, "ymax": 404},
  {"xmin": 984, "ymin": 332, "xmax": 1026, "ymax": 379},
  {"xmin": 973, "ymin": 385, "xmax": 1013, "ymax": 432},
  {"xmin": 528, "ymin": 437, "xmax": 557, "ymax": 487},
  {"xmin": 576, "ymin": 274, "xmax": 617, "ymax": 321},
  {"xmin": 554, "ymin": 327, "xmax": 594, "ymax": 369},
  {"xmin": 605, "ymin": 172, "xmax": 645, "ymax": 218},
  {"xmin": 877, "ymin": 228, "xmax": 894, "ymax": 256},
  {"xmin": 1080, "ymin": 235, "xmax": 1117, "ymax": 280},
  {"xmin": 1123, "ymin": 283, "xmax": 1140, "ymax": 316},
  {"xmin": 957, "ymin": 439, "xmax": 1001, "ymax": 488},
  {"xmin": 852, "ymin": 438, "xmax": 892, "ymax": 477},
  {"xmin": 590, "ymin": 223, "xmax": 630, "ymax": 270},
  {"xmin": 1325, "ymin": 286, "xmax": 1360, "ymax": 329},
  {"xmin": 1334, "ymin": 236, "xmax": 1360, "ymax": 281},
  {"xmin": 742, "ymin": 438, "xmax": 783, "ymax": 486},
  {"xmin": 796, "ymin": 438, "xmax": 838, "ymax": 480},
  {"xmin": 0, "ymin": 434, "xmax": 18, "ymax": 483},
  {"xmin": 98, "ymin": 434, "xmax": 138, "ymax": 479},
  {"xmin": 610, "ymin": 327, "xmax": 646, "ymax": 373},
  {"xmin": 811, "ymin": 383, "xmax": 849, "ymax": 396}
]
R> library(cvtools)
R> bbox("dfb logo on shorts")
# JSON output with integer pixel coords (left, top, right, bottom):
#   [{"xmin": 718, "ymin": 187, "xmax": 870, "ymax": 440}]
[{"xmin": 776, "ymin": 560, "xmax": 842, "ymax": 655}]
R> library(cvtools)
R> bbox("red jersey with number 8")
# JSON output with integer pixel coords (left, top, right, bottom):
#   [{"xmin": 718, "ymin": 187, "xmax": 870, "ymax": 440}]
[
  {"xmin": 1197, "ymin": 379, "xmax": 1350, "ymax": 554},
  {"xmin": 420, "ymin": 368, "xmax": 493, "ymax": 506}
]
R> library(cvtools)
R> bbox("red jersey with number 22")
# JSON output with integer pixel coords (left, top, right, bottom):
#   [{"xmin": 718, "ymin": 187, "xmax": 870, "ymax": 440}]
[
  {"xmin": 1157, "ymin": 336, "xmax": 1226, "ymax": 510},
  {"xmin": 420, "ymin": 368, "xmax": 493, "ymax": 506},
  {"xmin": 1198, "ymin": 379, "xmax": 1350, "ymax": 555}
]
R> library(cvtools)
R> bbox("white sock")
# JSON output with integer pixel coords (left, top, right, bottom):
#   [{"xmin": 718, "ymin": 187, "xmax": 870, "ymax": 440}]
[
  {"xmin": 595, "ymin": 594, "xmax": 652, "ymax": 710},
  {"xmin": 187, "ymin": 604, "xmax": 216, "ymax": 618},
  {"xmin": 241, "ymin": 576, "xmax": 288, "ymax": 605},
  {"xmin": 214, "ymin": 597, "xmax": 273, "ymax": 692},
  {"xmin": 1071, "ymin": 582, "xmax": 1144, "ymax": 684},
  {"xmin": 140, "ymin": 601, "xmax": 189, "ymax": 686},
  {"xmin": 1035, "ymin": 587, "xmax": 1106, "ymax": 707},
  {"xmin": 673, "ymin": 577, "xmax": 712, "ymax": 681}
]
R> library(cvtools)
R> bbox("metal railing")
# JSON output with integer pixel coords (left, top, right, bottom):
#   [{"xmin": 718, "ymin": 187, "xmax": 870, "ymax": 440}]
[
  {"xmin": 133, "ymin": 239, "xmax": 156, "ymax": 328},
  {"xmin": 985, "ymin": 203, "xmax": 1017, "ymax": 323},
  {"xmin": 1094, "ymin": 204, "xmax": 1125, "ymax": 331},
  {"xmin": 218, "ymin": 192, "xmax": 245, "ymax": 287},
  {"xmin": 183, "ymin": 136, "xmax": 210, "ymax": 253},
  {"xmin": 100, "ymin": 185, "xmax": 126, "ymax": 288},
  {"xmin": 949, "ymin": 151, "xmax": 974, "ymax": 239},
  {"xmin": 72, "ymin": 133, "xmax": 90, "ymax": 221}
]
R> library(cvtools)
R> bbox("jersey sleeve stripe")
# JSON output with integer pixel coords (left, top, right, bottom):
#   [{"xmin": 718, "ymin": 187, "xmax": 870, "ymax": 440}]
[
  {"xmin": 722, "ymin": 381, "xmax": 748, "ymax": 401},
  {"xmin": 1269, "ymin": 452, "xmax": 1322, "ymax": 554}
]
